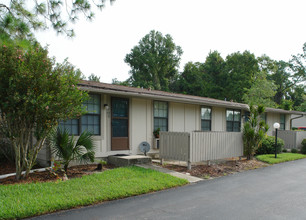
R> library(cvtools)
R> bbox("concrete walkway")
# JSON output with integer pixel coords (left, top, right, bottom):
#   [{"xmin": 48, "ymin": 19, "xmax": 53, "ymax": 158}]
[{"xmin": 136, "ymin": 163, "xmax": 202, "ymax": 183}]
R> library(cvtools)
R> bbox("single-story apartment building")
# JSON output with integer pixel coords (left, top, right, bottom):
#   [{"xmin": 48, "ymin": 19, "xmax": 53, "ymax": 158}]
[{"xmin": 45, "ymin": 80, "xmax": 304, "ymax": 160}]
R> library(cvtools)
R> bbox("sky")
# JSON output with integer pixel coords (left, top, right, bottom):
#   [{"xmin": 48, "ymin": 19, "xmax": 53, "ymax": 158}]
[{"xmin": 35, "ymin": 0, "xmax": 306, "ymax": 83}]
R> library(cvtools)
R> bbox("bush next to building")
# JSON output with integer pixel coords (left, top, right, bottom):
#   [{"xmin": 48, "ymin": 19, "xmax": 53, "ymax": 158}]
[
  {"xmin": 301, "ymin": 139, "xmax": 306, "ymax": 154},
  {"xmin": 256, "ymin": 136, "xmax": 284, "ymax": 155}
]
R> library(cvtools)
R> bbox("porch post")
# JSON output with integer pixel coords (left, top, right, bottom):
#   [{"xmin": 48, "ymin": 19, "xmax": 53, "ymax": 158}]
[{"xmin": 187, "ymin": 161, "xmax": 191, "ymax": 170}]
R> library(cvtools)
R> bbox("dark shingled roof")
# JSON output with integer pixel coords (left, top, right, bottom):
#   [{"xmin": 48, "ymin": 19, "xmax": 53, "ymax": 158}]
[{"xmin": 78, "ymin": 80, "xmax": 306, "ymax": 115}]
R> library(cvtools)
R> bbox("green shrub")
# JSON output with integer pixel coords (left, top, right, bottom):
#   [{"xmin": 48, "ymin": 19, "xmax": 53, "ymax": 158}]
[
  {"xmin": 301, "ymin": 139, "xmax": 306, "ymax": 154},
  {"xmin": 282, "ymin": 148, "xmax": 288, "ymax": 153},
  {"xmin": 291, "ymin": 148, "xmax": 298, "ymax": 153},
  {"xmin": 256, "ymin": 136, "xmax": 284, "ymax": 155},
  {"xmin": 49, "ymin": 128, "xmax": 96, "ymax": 173}
]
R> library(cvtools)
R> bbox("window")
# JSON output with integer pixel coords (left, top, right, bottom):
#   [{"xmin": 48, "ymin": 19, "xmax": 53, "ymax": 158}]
[
  {"xmin": 280, "ymin": 114, "xmax": 285, "ymax": 130},
  {"xmin": 201, "ymin": 107, "xmax": 211, "ymax": 131},
  {"xmin": 81, "ymin": 94, "xmax": 101, "ymax": 135},
  {"xmin": 59, "ymin": 119, "xmax": 79, "ymax": 135},
  {"xmin": 226, "ymin": 109, "xmax": 241, "ymax": 132},
  {"xmin": 154, "ymin": 101, "xmax": 168, "ymax": 131},
  {"xmin": 59, "ymin": 94, "xmax": 101, "ymax": 135}
]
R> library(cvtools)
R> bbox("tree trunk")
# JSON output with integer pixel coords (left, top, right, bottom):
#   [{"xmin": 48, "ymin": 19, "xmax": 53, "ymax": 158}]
[
  {"xmin": 64, "ymin": 164, "xmax": 68, "ymax": 173},
  {"xmin": 11, "ymin": 139, "xmax": 23, "ymax": 180},
  {"xmin": 12, "ymin": 129, "xmax": 47, "ymax": 180},
  {"xmin": 24, "ymin": 137, "xmax": 46, "ymax": 178}
]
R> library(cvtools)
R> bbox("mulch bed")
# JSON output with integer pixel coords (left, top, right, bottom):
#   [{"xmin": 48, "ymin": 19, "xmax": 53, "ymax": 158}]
[
  {"xmin": 158, "ymin": 158, "xmax": 269, "ymax": 179},
  {"xmin": 0, "ymin": 163, "xmax": 116, "ymax": 185},
  {"xmin": 0, "ymin": 161, "xmax": 17, "ymax": 175}
]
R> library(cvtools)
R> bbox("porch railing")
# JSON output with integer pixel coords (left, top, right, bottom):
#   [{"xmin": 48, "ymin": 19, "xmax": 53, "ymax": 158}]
[
  {"xmin": 160, "ymin": 131, "xmax": 244, "ymax": 169},
  {"xmin": 274, "ymin": 130, "xmax": 306, "ymax": 149}
]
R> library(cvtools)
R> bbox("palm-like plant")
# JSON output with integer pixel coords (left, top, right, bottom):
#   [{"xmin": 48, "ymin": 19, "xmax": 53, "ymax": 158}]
[
  {"xmin": 243, "ymin": 105, "xmax": 269, "ymax": 160},
  {"xmin": 49, "ymin": 128, "xmax": 96, "ymax": 173}
]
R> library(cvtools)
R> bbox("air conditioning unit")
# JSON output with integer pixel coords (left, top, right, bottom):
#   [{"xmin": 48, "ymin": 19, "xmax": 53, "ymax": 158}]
[{"xmin": 153, "ymin": 138, "xmax": 160, "ymax": 149}]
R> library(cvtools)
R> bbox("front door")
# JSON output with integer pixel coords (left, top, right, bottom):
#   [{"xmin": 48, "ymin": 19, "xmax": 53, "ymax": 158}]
[{"xmin": 111, "ymin": 97, "xmax": 129, "ymax": 150}]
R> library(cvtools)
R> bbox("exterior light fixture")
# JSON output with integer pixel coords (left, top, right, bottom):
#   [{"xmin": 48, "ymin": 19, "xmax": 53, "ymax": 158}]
[{"xmin": 104, "ymin": 104, "xmax": 109, "ymax": 110}]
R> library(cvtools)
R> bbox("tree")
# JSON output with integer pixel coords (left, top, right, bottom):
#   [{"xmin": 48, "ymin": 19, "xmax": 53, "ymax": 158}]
[
  {"xmin": 224, "ymin": 51, "xmax": 259, "ymax": 102},
  {"xmin": 88, "ymin": 73, "xmax": 100, "ymax": 82},
  {"xmin": 268, "ymin": 60, "xmax": 292, "ymax": 105},
  {"xmin": 289, "ymin": 85, "xmax": 306, "ymax": 111},
  {"xmin": 242, "ymin": 71, "xmax": 277, "ymax": 107},
  {"xmin": 243, "ymin": 105, "xmax": 269, "ymax": 160},
  {"xmin": 172, "ymin": 62, "xmax": 209, "ymax": 96},
  {"xmin": 242, "ymin": 55, "xmax": 278, "ymax": 107},
  {"xmin": 0, "ymin": 43, "xmax": 88, "ymax": 180},
  {"xmin": 0, "ymin": 0, "xmax": 114, "ymax": 38},
  {"xmin": 125, "ymin": 30, "xmax": 183, "ymax": 91},
  {"xmin": 295, "ymin": 93, "xmax": 306, "ymax": 112},
  {"xmin": 49, "ymin": 128, "xmax": 96, "ymax": 173},
  {"xmin": 202, "ymin": 50, "xmax": 226, "ymax": 99},
  {"xmin": 112, "ymin": 78, "xmax": 130, "ymax": 86},
  {"xmin": 289, "ymin": 42, "xmax": 306, "ymax": 85}
]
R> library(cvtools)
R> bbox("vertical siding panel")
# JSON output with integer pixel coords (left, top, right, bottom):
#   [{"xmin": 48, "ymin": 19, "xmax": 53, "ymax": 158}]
[
  {"xmin": 275, "ymin": 130, "xmax": 306, "ymax": 149},
  {"xmin": 205, "ymin": 133, "xmax": 208, "ymax": 161},
  {"xmin": 160, "ymin": 131, "xmax": 244, "ymax": 163},
  {"xmin": 194, "ymin": 132, "xmax": 197, "ymax": 162},
  {"xmin": 201, "ymin": 133, "xmax": 204, "ymax": 161},
  {"xmin": 192, "ymin": 132, "xmax": 195, "ymax": 162}
]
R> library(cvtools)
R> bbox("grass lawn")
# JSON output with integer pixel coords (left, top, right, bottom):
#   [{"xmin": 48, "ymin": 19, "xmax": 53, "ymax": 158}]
[
  {"xmin": 0, "ymin": 166, "xmax": 188, "ymax": 219},
  {"xmin": 256, "ymin": 153, "xmax": 306, "ymax": 164}
]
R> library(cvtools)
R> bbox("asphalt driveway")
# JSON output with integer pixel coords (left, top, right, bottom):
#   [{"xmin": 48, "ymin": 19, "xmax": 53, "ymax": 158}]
[{"xmin": 31, "ymin": 159, "xmax": 306, "ymax": 220}]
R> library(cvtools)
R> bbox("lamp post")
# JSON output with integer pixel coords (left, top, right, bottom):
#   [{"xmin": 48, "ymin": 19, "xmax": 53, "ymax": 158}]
[{"xmin": 273, "ymin": 122, "xmax": 280, "ymax": 158}]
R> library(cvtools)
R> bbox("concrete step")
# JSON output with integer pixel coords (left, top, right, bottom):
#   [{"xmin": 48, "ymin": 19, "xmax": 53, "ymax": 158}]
[
  {"xmin": 108, "ymin": 155, "xmax": 152, "ymax": 167},
  {"xmin": 147, "ymin": 152, "xmax": 159, "ymax": 159}
]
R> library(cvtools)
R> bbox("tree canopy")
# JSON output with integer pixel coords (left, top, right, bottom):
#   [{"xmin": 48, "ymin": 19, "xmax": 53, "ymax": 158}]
[
  {"xmin": 202, "ymin": 51, "xmax": 226, "ymax": 99},
  {"xmin": 125, "ymin": 30, "xmax": 183, "ymax": 91},
  {"xmin": 0, "ymin": 0, "xmax": 114, "ymax": 38},
  {"xmin": 172, "ymin": 62, "xmax": 209, "ymax": 97},
  {"xmin": 223, "ymin": 51, "xmax": 259, "ymax": 102},
  {"xmin": 242, "ymin": 71, "xmax": 277, "ymax": 107},
  {"xmin": 122, "ymin": 37, "xmax": 305, "ymax": 111},
  {"xmin": 88, "ymin": 73, "xmax": 100, "ymax": 82},
  {"xmin": 0, "ymin": 42, "xmax": 88, "ymax": 180}
]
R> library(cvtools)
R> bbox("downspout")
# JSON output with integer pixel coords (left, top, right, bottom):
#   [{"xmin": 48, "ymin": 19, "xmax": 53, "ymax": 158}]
[{"xmin": 290, "ymin": 114, "xmax": 304, "ymax": 130}]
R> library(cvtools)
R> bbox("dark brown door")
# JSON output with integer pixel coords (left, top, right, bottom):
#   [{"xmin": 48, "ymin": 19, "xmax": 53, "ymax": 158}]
[{"xmin": 111, "ymin": 97, "xmax": 129, "ymax": 150}]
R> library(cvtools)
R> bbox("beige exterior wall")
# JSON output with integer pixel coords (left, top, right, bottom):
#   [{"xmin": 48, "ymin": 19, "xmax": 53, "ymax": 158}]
[
  {"xmin": 169, "ymin": 103, "xmax": 200, "ymax": 132},
  {"xmin": 211, "ymin": 106, "xmax": 226, "ymax": 131},
  {"xmin": 130, "ymin": 98, "xmax": 153, "ymax": 155}
]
